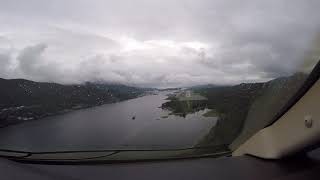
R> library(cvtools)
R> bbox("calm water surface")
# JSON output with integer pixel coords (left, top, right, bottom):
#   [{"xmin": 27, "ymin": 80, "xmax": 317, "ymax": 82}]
[{"xmin": 0, "ymin": 92, "xmax": 217, "ymax": 152}]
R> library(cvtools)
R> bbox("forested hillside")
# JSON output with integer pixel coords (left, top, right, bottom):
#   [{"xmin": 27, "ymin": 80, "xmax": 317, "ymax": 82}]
[{"xmin": 0, "ymin": 78, "xmax": 146, "ymax": 127}]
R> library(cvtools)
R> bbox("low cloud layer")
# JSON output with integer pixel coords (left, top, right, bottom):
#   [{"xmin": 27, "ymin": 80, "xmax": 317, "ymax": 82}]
[{"xmin": 1, "ymin": 0, "xmax": 320, "ymax": 87}]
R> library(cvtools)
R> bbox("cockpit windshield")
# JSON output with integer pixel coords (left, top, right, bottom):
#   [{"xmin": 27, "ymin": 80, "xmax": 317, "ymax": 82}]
[{"xmin": 0, "ymin": 0, "xmax": 319, "ymax": 162}]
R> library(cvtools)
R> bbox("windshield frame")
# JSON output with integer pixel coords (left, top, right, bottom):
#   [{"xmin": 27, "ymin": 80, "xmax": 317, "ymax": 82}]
[{"xmin": 0, "ymin": 146, "xmax": 231, "ymax": 164}]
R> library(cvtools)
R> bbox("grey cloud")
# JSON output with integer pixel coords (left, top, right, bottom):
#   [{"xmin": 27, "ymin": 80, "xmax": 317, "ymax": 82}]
[
  {"xmin": 16, "ymin": 43, "xmax": 68, "ymax": 83},
  {"xmin": 47, "ymin": 27, "xmax": 120, "ymax": 54},
  {"xmin": 17, "ymin": 43, "xmax": 47, "ymax": 74},
  {"xmin": 0, "ymin": 53, "xmax": 12, "ymax": 78},
  {"xmin": 16, "ymin": 44, "xmax": 63, "ymax": 83},
  {"xmin": 0, "ymin": 0, "xmax": 320, "ymax": 87}
]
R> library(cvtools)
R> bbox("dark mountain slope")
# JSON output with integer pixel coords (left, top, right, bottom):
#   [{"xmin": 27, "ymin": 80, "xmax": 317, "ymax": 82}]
[
  {"xmin": 0, "ymin": 78, "xmax": 145, "ymax": 127},
  {"xmin": 197, "ymin": 73, "xmax": 307, "ymax": 148}
]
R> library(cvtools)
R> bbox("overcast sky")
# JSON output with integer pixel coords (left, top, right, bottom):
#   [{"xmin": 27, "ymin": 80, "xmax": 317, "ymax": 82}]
[{"xmin": 0, "ymin": 0, "xmax": 320, "ymax": 87}]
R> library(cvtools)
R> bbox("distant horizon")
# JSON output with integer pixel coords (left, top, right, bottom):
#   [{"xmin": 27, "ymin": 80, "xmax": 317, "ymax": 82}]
[{"xmin": 1, "ymin": 72, "xmax": 305, "ymax": 89}]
